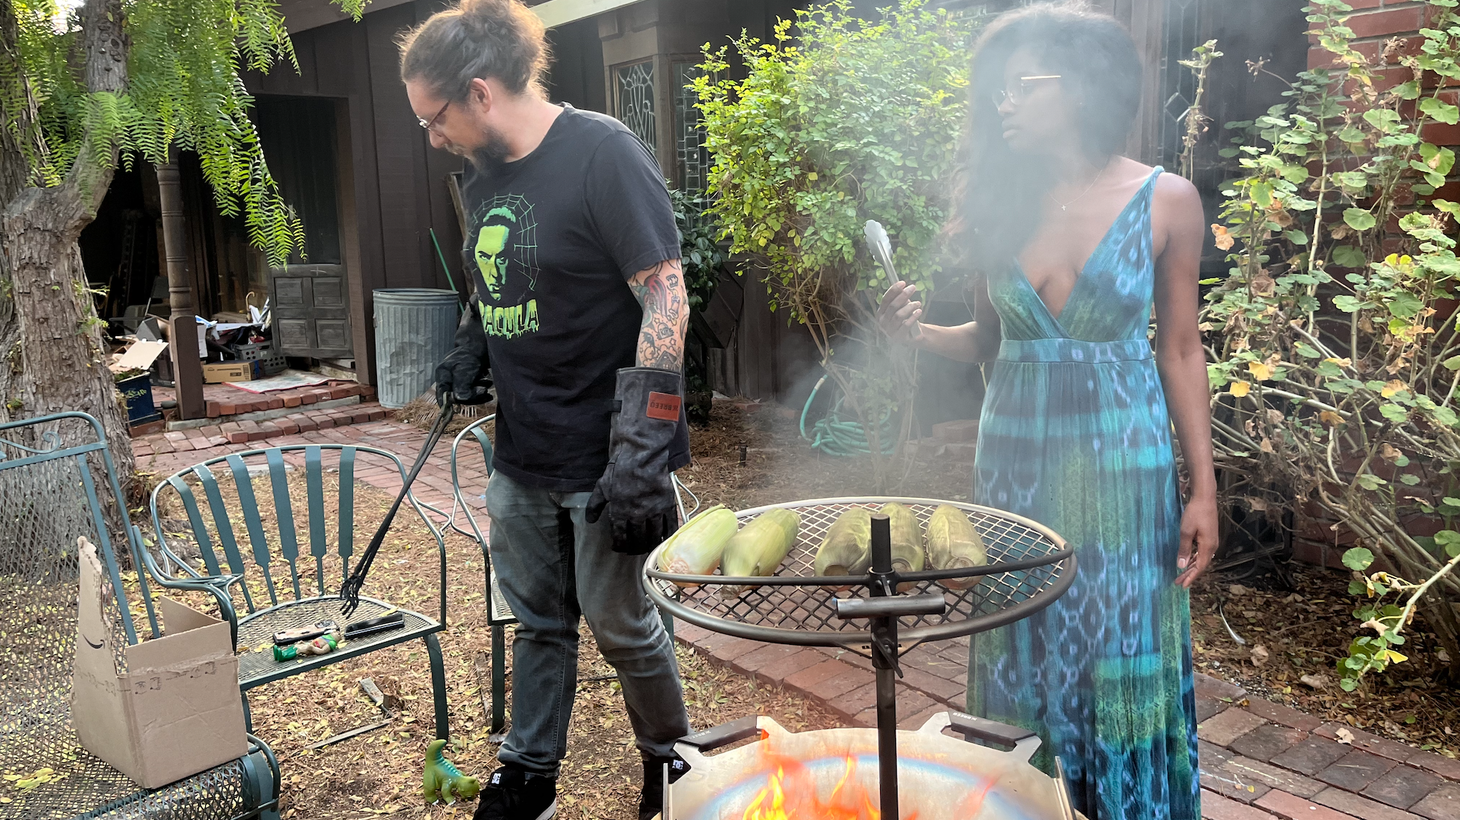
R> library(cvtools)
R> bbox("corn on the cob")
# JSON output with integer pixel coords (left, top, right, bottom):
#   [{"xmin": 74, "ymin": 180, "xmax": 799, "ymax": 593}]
[
  {"xmin": 927, "ymin": 504, "xmax": 988, "ymax": 590},
  {"xmin": 719, "ymin": 508, "xmax": 800, "ymax": 598},
  {"xmin": 879, "ymin": 502, "xmax": 926, "ymax": 591},
  {"xmin": 814, "ymin": 506, "xmax": 873, "ymax": 578},
  {"xmin": 657, "ymin": 505, "xmax": 738, "ymax": 586}
]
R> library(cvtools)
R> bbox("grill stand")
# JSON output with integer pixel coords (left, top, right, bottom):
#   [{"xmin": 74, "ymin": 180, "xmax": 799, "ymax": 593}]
[
  {"xmin": 832, "ymin": 514, "xmax": 952, "ymax": 820},
  {"xmin": 643, "ymin": 496, "xmax": 1079, "ymax": 819}
]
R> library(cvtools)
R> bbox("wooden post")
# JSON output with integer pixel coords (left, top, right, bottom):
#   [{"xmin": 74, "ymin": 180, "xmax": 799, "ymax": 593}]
[{"xmin": 156, "ymin": 153, "xmax": 207, "ymax": 420}]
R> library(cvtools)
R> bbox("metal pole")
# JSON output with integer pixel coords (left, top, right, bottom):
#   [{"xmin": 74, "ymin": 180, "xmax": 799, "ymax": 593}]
[
  {"xmin": 156, "ymin": 152, "xmax": 206, "ymax": 420},
  {"xmin": 868, "ymin": 513, "xmax": 899, "ymax": 820}
]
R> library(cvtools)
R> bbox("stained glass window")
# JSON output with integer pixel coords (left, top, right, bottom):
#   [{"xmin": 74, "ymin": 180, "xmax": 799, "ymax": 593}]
[
  {"xmin": 672, "ymin": 61, "xmax": 712, "ymax": 197},
  {"xmin": 616, "ymin": 60, "xmax": 657, "ymax": 152},
  {"xmin": 1158, "ymin": 0, "xmax": 1204, "ymax": 168}
]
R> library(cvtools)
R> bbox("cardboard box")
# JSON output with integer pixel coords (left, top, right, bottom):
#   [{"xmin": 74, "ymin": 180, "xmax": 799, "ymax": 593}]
[
  {"xmin": 108, "ymin": 340, "xmax": 169, "ymax": 375},
  {"xmin": 201, "ymin": 361, "xmax": 259, "ymax": 383},
  {"xmin": 73, "ymin": 538, "xmax": 247, "ymax": 789}
]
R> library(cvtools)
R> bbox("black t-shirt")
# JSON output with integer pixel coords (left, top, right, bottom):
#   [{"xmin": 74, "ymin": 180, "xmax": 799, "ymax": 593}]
[{"xmin": 460, "ymin": 104, "xmax": 691, "ymax": 492}]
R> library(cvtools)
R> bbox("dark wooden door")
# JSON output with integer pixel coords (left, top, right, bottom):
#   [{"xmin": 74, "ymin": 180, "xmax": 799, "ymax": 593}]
[{"xmin": 270, "ymin": 264, "xmax": 353, "ymax": 358}]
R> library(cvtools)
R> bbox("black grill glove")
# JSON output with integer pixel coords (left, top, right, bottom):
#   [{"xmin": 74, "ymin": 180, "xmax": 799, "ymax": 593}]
[
  {"xmin": 434, "ymin": 297, "xmax": 494, "ymax": 406},
  {"xmin": 586, "ymin": 367, "xmax": 683, "ymax": 554}
]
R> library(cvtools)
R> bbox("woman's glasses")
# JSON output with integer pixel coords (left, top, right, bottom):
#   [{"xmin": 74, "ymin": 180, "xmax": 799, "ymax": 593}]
[{"xmin": 992, "ymin": 75, "xmax": 1062, "ymax": 108}]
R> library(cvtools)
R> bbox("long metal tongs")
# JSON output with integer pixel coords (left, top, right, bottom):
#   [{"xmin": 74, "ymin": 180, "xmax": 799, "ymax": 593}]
[
  {"xmin": 340, "ymin": 398, "xmax": 456, "ymax": 616},
  {"xmin": 864, "ymin": 220, "xmax": 899, "ymax": 283}
]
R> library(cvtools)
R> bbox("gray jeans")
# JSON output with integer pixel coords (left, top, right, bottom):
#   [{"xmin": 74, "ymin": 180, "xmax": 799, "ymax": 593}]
[{"xmin": 486, "ymin": 471, "xmax": 690, "ymax": 776}]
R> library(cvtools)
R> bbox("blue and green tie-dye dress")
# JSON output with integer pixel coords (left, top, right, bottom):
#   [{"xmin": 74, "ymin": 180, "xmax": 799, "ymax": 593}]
[{"xmin": 967, "ymin": 167, "xmax": 1201, "ymax": 820}]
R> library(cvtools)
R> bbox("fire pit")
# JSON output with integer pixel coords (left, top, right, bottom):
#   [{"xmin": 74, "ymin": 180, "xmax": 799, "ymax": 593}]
[
  {"xmin": 666, "ymin": 712, "xmax": 1068, "ymax": 820},
  {"xmin": 643, "ymin": 497, "xmax": 1079, "ymax": 820}
]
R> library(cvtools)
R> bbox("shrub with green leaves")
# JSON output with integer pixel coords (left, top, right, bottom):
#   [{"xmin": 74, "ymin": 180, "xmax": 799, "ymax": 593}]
[
  {"xmin": 692, "ymin": 0, "xmax": 972, "ymax": 484},
  {"xmin": 668, "ymin": 187, "xmax": 725, "ymax": 314},
  {"xmin": 1202, "ymin": 0, "xmax": 1460, "ymax": 688}
]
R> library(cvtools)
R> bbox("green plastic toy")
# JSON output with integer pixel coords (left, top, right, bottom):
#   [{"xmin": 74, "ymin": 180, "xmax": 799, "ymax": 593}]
[
  {"xmin": 272, "ymin": 633, "xmax": 339, "ymax": 662},
  {"xmin": 423, "ymin": 739, "xmax": 480, "ymax": 804}
]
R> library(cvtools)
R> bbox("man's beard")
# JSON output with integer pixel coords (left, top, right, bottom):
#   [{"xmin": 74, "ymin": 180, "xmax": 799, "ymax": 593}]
[{"xmin": 468, "ymin": 125, "xmax": 512, "ymax": 171}]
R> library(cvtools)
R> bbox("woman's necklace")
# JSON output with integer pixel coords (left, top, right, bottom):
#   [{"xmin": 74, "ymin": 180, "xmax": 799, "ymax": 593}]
[{"xmin": 1049, "ymin": 161, "xmax": 1109, "ymax": 212}]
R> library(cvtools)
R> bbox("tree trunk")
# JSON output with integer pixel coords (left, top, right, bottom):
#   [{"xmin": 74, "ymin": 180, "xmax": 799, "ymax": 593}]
[{"xmin": 0, "ymin": 0, "xmax": 136, "ymax": 543}]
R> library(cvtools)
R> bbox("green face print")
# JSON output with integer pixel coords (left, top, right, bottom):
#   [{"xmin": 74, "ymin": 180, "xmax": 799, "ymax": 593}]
[{"xmin": 475, "ymin": 224, "xmax": 511, "ymax": 300}]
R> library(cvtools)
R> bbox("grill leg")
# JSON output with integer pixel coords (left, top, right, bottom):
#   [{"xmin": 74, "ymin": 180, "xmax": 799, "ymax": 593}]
[
  {"xmin": 491, "ymin": 623, "xmax": 508, "ymax": 738},
  {"xmin": 874, "ymin": 665, "xmax": 899, "ymax": 819},
  {"xmin": 867, "ymin": 514, "xmax": 900, "ymax": 820},
  {"xmin": 426, "ymin": 633, "xmax": 450, "ymax": 740}
]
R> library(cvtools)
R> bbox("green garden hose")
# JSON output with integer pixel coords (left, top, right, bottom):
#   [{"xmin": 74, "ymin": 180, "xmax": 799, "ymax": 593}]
[{"xmin": 799, "ymin": 374, "xmax": 898, "ymax": 457}]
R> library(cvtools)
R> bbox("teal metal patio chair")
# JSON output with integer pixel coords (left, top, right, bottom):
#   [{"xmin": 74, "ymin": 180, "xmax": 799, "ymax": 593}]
[
  {"xmin": 449, "ymin": 415, "xmax": 698, "ymax": 739},
  {"xmin": 146, "ymin": 443, "xmax": 451, "ymax": 741},
  {"xmin": 0, "ymin": 411, "xmax": 279, "ymax": 820}
]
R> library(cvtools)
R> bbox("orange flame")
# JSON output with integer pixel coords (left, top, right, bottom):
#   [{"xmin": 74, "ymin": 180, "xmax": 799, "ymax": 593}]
[{"xmin": 739, "ymin": 750, "xmax": 916, "ymax": 820}]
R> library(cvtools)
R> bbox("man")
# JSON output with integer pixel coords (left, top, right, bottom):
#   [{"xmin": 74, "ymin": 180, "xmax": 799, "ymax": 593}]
[{"xmin": 398, "ymin": 2, "xmax": 692, "ymax": 818}]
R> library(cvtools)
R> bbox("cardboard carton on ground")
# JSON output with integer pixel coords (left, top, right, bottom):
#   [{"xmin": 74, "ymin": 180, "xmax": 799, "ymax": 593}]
[
  {"xmin": 201, "ymin": 361, "xmax": 259, "ymax": 383},
  {"xmin": 107, "ymin": 340, "xmax": 169, "ymax": 375},
  {"xmin": 73, "ymin": 538, "xmax": 247, "ymax": 789}
]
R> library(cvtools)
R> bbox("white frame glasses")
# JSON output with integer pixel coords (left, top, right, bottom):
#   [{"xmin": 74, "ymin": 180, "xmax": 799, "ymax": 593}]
[{"xmin": 992, "ymin": 75, "xmax": 1063, "ymax": 108}]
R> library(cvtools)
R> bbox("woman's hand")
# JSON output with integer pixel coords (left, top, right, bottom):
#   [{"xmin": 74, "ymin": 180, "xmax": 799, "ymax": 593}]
[
  {"xmin": 877, "ymin": 281, "xmax": 925, "ymax": 345},
  {"xmin": 1174, "ymin": 493, "xmax": 1219, "ymax": 588}
]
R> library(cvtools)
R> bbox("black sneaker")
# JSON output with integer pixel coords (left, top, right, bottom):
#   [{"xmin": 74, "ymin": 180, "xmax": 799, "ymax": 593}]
[
  {"xmin": 473, "ymin": 766, "xmax": 557, "ymax": 820},
  {"xmin": 638, "ymin": 751, "xmax": 691, "ymax": 820}
]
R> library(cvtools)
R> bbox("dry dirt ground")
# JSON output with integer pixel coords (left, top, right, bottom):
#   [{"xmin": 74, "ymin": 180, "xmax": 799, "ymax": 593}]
[
  {"xmin": 143, "ymin": 453, "xmax": 840, "ymax": 820},
  {"xmin": 1188, "ymin": 570, "xmax": 1458, "ymax": 758},
  {"xmin": 218, "ymin": 397, "xmax": 1455, "ymax": 818}
]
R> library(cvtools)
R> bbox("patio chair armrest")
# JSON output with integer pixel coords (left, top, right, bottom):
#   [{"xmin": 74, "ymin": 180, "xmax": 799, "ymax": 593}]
[
  {"xmin": 245, "ymin": 733, "xmax": 282, "ymax": 811},
  {"xmin": 135, "ymin": 520, "xmax": 212, "ymax": 581},
  {"xmin": 404, "ymin": 489, "xmax": 451, "ymax": 627},
  {"xmin": 132, "ymin": 526, "xmax": 242, "ymax": 636}
]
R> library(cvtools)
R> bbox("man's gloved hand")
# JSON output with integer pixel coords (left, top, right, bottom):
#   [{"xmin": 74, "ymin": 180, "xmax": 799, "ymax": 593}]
[
  {"xmin": 586, "ymin": 367, "xmax": 683, "ymax": 555},
  {"xmin": 435, "ymin": 298, "xmax": 494, "ymax": 407}
]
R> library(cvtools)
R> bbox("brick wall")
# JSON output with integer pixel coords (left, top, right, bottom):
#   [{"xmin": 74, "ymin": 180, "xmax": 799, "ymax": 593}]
[
  {"xmin": 1308, "ymin": 1, "xmax": 1427, "ymax": 74},
  {"xmin": 1294, "ymin": 1, "xmax": 1446, "ymax": 569}
]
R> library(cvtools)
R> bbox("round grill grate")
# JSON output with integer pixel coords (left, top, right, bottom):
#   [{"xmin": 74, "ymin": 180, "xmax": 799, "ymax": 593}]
[{"xmin": 644, "ymin": 497, "xmax": 1075, "ymax": 650}]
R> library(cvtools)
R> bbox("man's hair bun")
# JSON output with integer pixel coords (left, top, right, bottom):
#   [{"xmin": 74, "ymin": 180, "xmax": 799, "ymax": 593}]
[{"xmin": 399, "ymin": 0, "xmax": 550, "ymax": 99}]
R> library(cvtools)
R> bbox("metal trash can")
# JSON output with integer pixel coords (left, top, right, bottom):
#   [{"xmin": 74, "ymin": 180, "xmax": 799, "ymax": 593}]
[{"xmin": 373, "ymin": 289, "xmax": 459, "ymax": 409}]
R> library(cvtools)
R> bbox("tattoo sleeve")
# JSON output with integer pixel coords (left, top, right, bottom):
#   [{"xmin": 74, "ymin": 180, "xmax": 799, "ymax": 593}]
[{"xmin": 628, "ymin": 258, "xmax": 688, "ymax": 371}]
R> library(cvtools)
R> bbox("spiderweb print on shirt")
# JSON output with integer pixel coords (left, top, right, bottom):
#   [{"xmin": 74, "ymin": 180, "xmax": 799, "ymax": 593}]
[{"xmin": 471, "ymin": 193, "xmax": 540, "ymax": 290}]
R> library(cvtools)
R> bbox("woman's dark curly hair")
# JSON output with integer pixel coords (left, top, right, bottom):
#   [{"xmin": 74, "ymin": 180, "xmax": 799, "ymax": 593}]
[{"xmin": 949, "ymin": 2, "xmax": 1143, "ymax": 273}]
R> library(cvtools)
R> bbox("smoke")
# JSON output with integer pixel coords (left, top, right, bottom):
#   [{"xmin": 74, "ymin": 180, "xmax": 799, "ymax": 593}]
[{"xmin": 1182, "ymin": 2, "xmax": 1309, "ymax": 188}]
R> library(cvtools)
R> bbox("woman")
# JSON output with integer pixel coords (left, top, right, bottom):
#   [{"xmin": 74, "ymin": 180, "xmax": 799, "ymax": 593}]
[{"xmin": 877, "ymin": 5, "xmax": 1217, "ymax": 818}]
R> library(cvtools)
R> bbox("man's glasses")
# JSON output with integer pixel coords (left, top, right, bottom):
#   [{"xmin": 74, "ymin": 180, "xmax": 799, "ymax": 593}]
[
  {"xmin": 992, "ymin": 75, "xmax": 1062, "ymax": 108},
  {"xmin": 418, "ymin": 99, "xmax": 450, "ymax": 133}
]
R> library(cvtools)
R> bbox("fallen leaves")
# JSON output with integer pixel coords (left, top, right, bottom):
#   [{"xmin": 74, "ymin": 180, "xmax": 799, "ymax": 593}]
[
  {"xmin": 3, "ymin": 768, "xmax": 65, "ymax": 791},
  {"xmin": 1301, "ymin": 674, "xmax": 1330, "ymax": 690},
  {"xmin": 1250, "ymin": 645, "xmax": 1271, "ymax": 667},
  {"xmin": 1213, "ymin": 224, "xmax": 1235, "ymax": 251}
]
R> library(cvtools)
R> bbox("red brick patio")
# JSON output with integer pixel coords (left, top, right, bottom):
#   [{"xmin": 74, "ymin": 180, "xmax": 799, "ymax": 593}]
[{"xmin": 132, "ymin": 419, "xmax": 1460, "ymax": 820}]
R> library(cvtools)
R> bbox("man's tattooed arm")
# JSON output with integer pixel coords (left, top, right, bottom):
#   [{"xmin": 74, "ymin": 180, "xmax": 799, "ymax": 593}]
[{"xmin": 628, "ymin": 258, "xmax": 689, "ymax": 371}]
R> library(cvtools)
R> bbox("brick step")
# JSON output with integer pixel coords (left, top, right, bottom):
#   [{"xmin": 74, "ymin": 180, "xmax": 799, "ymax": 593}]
[
  {"xmin": 931, "ymin": 419, "xmax": 979, "ymax": 443},
  {"xmin": 137, "ymin": 402, "xmax": 390, "ymax": 456},
  {"xmin": 908, "ymin": 438, "xmax": 978, "ymax": 464},
  {"xmin": 906, "ymin": 419, "xmax": 981, "ymax": 464},
  {"xmin": 204, "ymin": 382, "xmax": 376, "ymax": 418}
]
